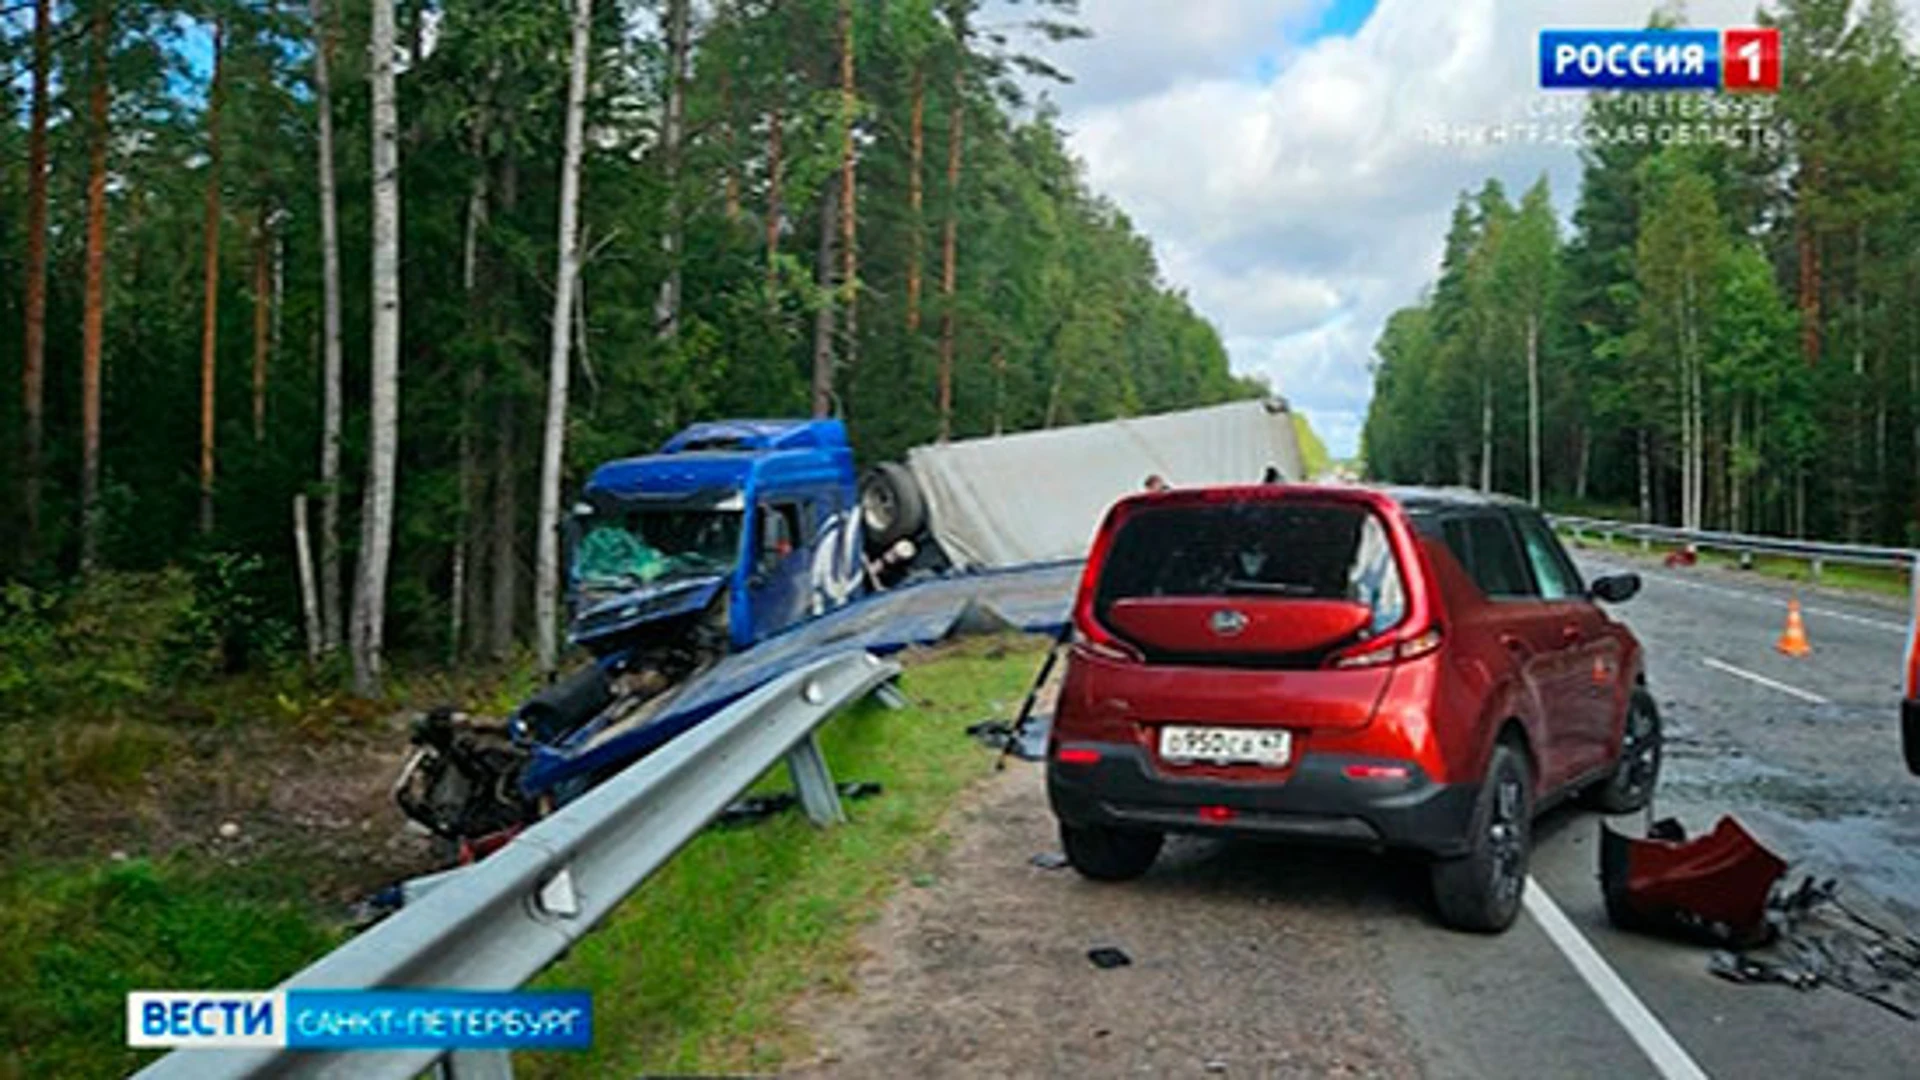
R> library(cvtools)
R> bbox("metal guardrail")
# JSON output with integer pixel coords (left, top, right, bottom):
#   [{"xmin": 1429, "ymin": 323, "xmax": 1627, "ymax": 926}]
[
  {"xmin": 136, "ymin": 650, "xmax": 901, "ymax": 1080},
  {"xmin": 1552, "ymin": 514, "xmax": 1918, "ymax": 580}
]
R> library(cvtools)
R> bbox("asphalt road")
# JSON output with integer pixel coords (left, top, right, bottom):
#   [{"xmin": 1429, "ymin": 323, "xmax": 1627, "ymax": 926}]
[{"xmin": 798, "ymin": 551, "xmax": 1920, "ymax": 1079}]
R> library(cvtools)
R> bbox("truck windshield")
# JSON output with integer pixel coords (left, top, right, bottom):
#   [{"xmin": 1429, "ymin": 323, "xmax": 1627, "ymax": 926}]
[{"xmin": 572, "ymin": 506, "xmax": 743, "ymax": 590}]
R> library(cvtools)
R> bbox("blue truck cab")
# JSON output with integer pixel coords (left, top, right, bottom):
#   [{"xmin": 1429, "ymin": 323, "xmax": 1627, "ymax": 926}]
[
  {"xmin": 397, "ymin": 418, "xmax": 875, "ymax": 841},
  {"xmin": 565, "ymin": 419, "xmax": 866, "ymax": 659}
]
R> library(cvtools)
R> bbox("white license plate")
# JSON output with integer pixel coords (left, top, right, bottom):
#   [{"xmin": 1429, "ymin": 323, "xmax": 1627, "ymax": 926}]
[{"xmin": 1158, "ymin": 725, "xmax": 1292, "ymax": 766}]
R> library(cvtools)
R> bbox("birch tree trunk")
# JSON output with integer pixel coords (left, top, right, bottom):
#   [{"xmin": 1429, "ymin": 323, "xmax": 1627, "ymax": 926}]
[
  {"xmin": 654, "ymin": 0, "xmax": 687, "ymax": 341},
  {"xmin": 535, "ymin": 0, "xmax": 594, "ymax": 676},
  {"xmin": 1478, "ymin": 372, "xmax": 1492, "ymax": 493},
  {"xmin": 20, "ymin": 0, "xmax": 52, "ymax": 561},
  {"xmin": 79, "ymin": 0, "xmax": 110, "ymax": 576},
  {"xmin": 351, "ymin": 0, "xmax": 402, "ymax": 695},
  {"xmin": 1526, "ymin": 312, "xmax": 1539, "ymax": 505},
  {"xmin": 312, "ymin": 0, "xmax": 345, "ymax": 654},
  {"xmin": 198, "ymin": 24, "xmax": 226, "ymax": 536}
]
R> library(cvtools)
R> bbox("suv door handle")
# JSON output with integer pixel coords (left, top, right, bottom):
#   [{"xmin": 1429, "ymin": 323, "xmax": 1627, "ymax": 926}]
[
  {"xmin": 1560, "ymin": 624, "xmax": 1582, "ymax": 646},
  {"xmin": 1498, "ymin": 633, "xmax": 1532, "ymax": 658}
]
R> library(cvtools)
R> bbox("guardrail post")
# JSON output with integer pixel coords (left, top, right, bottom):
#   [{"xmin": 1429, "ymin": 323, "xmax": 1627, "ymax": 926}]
[
  {"xmin": 1639, "ymin": 535, "xmax": 1650, "ymax": 552},
  {"xmin": 439, "ymin": 1049, "xmax": 514, "ymax": 1079},
  {"xmin": 1739, "ymin": 550, "xmax": 1753, "ymax": 570},
  {"xmin": 785, "ymin": 731, "xmax": 845, "ymax": 826},
  {"xmin": 1810, "ymin": 556, "xmax": 1824, "ymax": 583}
]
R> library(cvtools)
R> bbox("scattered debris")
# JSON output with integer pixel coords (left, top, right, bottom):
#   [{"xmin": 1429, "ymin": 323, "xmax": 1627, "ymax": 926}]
[
  {"xmin": 911, "ymin": 873, "xmax": 936, "ymax": 888},
  {"xmin": 715, "ymin": 781, "xmax": 884, "ymax": 828},
  {"xmin": 1029, "ymin": 851, "xmax": 1069, "ymax": 870},
  {"xmin": 1203, "ymin": 1059, "xmax": 1228, "ymax": 1074},
  {"xmin": 1718, "ymin": 876, "xmax": 1920, "ymax": 1022},
  {"xmin": 966, "ymin": 716, "xmax": 1048, "ymax": 761},
  {"xmin": 1601, "ymin": 816, "xmax": 1786, "ymax": 948},
  {"xmin": 1605, "ymin": 818, "xmax": 1920, "ymax": 1022},
  {"xmin": 1087, "ymin": 946, "xmax": 1132, "ymax": 970},
  {"xmin": 217, "ymin": 821, "xmax": 241, "ymax": 840}
]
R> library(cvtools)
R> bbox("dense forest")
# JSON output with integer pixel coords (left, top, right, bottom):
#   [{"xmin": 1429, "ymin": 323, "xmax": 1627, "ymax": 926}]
[
  {"xmin": 0, "ymin": 0, "xmax": 1264, "ymax": 691},
  {"xmin": 1362, "ymin": 0, "xmax": 1920, "ymax": 546}
]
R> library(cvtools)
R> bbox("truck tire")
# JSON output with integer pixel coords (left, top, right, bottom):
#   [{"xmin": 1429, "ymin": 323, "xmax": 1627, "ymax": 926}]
[
  {"xmin": 860, "ymin": 462, "xmax": 927, "ymax": 551},
  {"xmin": 1430, "ymin": 741, "xmax": 1531, "ymax": 933}
]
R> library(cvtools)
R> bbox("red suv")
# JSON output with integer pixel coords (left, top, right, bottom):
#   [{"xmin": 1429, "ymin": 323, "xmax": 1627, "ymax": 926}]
[{"xmin": 1046, "ymin": 485, "xmax": 1657, "ymax": 932}]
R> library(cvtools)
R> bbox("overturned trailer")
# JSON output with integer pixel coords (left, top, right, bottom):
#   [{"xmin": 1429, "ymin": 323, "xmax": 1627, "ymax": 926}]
[{"xmin": 396, "ymin": 399, "xmax": 1308, "ymax": 842}]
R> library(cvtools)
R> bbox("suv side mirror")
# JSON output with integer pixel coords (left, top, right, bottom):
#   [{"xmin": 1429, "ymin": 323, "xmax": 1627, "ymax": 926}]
[{"xmin": 1589, "ymin": 573, "xmax": 1641, "ymax": 604}]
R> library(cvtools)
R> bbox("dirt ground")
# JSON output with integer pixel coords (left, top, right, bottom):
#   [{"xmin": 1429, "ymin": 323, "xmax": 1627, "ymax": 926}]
[{"xmin": 789, "ymin": 760, "xmax": 1424, "ymax": 1079}]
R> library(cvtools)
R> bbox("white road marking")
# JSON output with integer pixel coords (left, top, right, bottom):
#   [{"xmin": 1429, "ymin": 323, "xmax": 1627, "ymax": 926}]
[
  {"xmin": 1524, "ymin": 878, "xmax": 1711, "ymax": 1080},
  {"xmin": 1595, "ymin": 564, "xmax": 1907, "ymax": 635},
  {"xmin": 1700, "ymin": 656, "xmax": 1831, "ymax": 705}
]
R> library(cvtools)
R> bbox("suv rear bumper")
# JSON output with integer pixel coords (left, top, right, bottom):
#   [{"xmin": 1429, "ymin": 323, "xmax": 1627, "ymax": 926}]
[{"xmin": 1047, "ymin": 745, "xmax": 1481, "ymax": 858}]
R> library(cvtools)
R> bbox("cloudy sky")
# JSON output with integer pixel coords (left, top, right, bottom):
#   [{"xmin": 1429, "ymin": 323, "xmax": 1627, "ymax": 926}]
[{"xmin": 1027, "ymin": 0, "xmax": 1883, "ymax": 458}]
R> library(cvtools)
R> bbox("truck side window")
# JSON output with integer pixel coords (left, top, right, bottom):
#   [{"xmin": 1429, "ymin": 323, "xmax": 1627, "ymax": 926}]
[{"xmin": 757, "ymin": 503, "xmax": 801, "ymax": 567}]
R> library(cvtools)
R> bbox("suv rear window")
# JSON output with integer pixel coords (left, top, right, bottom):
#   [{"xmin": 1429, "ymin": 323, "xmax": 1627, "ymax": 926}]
[{"xmin": 1094, "ymin": 501, "xmax": 1406, "ymax": 634}]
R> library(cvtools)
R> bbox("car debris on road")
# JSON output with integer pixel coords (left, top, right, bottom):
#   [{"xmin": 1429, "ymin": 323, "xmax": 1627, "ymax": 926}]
[
  {"xmin": 1603, "ymin": 816, "xmax": 1920, "ymax": 1022},
  {"xmin": 1600, "ymin": 816, "xmax": 1787, "ymax": 948}
]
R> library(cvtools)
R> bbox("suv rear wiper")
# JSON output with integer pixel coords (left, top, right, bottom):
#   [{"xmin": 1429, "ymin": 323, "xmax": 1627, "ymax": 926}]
[{"xmin": 1223, "ymin": 579, "xmax": 1316, "ymax": 596}]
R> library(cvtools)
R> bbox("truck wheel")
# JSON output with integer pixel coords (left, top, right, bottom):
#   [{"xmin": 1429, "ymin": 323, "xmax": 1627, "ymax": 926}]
[
  {"xmin": 1061, "ymin": 822, "xmax": 1162, "ymax": 882},
  {"xmin": 860, "ymin": 462, "xmax": 927, "ymax": 550},
  {"xmin": 1430, "ymin": 742, "xmax": 1531, "ymax": 933},
  {"xmin": 1590, "ymin": 689, "xmax": 1661, "ymax": 814}
]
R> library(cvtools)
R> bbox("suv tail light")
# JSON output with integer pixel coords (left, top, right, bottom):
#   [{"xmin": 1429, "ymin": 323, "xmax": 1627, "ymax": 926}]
[
  {"xmin": 1328, "ymin": 626, "xmax": 1442, "ymax": 669},
  {"xmin": 1071, "ymin": 499, "xmax": 1138, "ymax": 654}
]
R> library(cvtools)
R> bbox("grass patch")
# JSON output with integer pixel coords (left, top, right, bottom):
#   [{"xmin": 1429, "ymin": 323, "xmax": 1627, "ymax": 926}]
[
  {"xmin": 1558, "ymin": 527, "xmax": 1912, "ymax": 600},
  {"xmin": 520, "ymin": 635, "xmax": 1050, "ymax": 1077},
  {"xmin": 0, "ymin": 857, "xmax": 342, "ymax": 1079}
]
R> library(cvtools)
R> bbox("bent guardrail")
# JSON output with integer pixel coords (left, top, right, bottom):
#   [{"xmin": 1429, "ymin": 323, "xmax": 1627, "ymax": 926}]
[{"xmin": 136, "ymin": 650, "xmax": 901, "ymax": 1080}]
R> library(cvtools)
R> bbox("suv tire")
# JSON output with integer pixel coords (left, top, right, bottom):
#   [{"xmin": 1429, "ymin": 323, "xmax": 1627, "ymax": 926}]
[
  {"xmin": 1590, "ymin": 689, "xmax": 1661, "ymax": 814},
  {"xmin": 1431, "ymin": 742, "xmax": 1531, "ymax": 933},
  {"xmin": 1061, "ymin": 822, "xmax": 1163, "ymax": 882}
]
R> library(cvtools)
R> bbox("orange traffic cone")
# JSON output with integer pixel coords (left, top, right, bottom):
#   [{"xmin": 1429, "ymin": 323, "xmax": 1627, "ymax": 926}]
[{"xmin": 1776, "ymin": 597, "xmax": 1812, "ymax": 657}]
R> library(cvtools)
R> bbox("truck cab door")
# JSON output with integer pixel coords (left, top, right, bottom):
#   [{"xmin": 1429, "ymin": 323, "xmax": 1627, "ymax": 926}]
[{"xmin": 745, "ymin": 500, "xmax": 810, "ymax": 643}]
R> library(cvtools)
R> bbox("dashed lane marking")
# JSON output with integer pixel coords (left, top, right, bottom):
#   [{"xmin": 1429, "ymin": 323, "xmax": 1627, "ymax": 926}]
[{"xmin": 1700, "ymin": 656, "xmax": 1832, "ymax": 705}]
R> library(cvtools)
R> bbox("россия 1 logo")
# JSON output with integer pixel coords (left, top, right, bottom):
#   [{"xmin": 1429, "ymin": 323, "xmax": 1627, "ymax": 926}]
[{"xmin": 1540, "ymin": 28, "xmax": 1782, "ymax": 91}]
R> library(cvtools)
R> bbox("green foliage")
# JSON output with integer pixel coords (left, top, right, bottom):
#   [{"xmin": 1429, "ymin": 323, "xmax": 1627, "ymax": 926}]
[
  {"xmin": 1368, "ymin": 0, "xmax": 1920, "ymax": 542},
  {"xmin": 164, "ymin": 552, "xmax": 295, "ymax": 679},
  {"xmin": 0, "ymin": 857, "xmax": 340, "ymax": 1079},
  {"xmin": 1, "ymin": 0, "xmax": 1244, "ymax": 670},
  {"xmin": 1292, "ymin": 414, "xmax": 1331, "ymax": 479}
]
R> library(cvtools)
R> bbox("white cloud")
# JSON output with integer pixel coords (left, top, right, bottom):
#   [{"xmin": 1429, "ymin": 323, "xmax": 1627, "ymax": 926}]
[{"xmin": 1046, "ymin": 0, "xmax": 1913, "ymax": 457}]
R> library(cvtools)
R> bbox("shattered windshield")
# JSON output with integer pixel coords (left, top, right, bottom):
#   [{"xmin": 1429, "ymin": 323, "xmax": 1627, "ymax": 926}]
[{"xmin": 571, "ymin": 506, "xmax": 742, "ymax": 591}]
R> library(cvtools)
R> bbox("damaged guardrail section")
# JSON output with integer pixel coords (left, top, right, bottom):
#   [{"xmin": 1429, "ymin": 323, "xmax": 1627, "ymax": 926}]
[{"xmin": 136, "ymin": 650, "xmax": 901, "ymax": 1080}]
